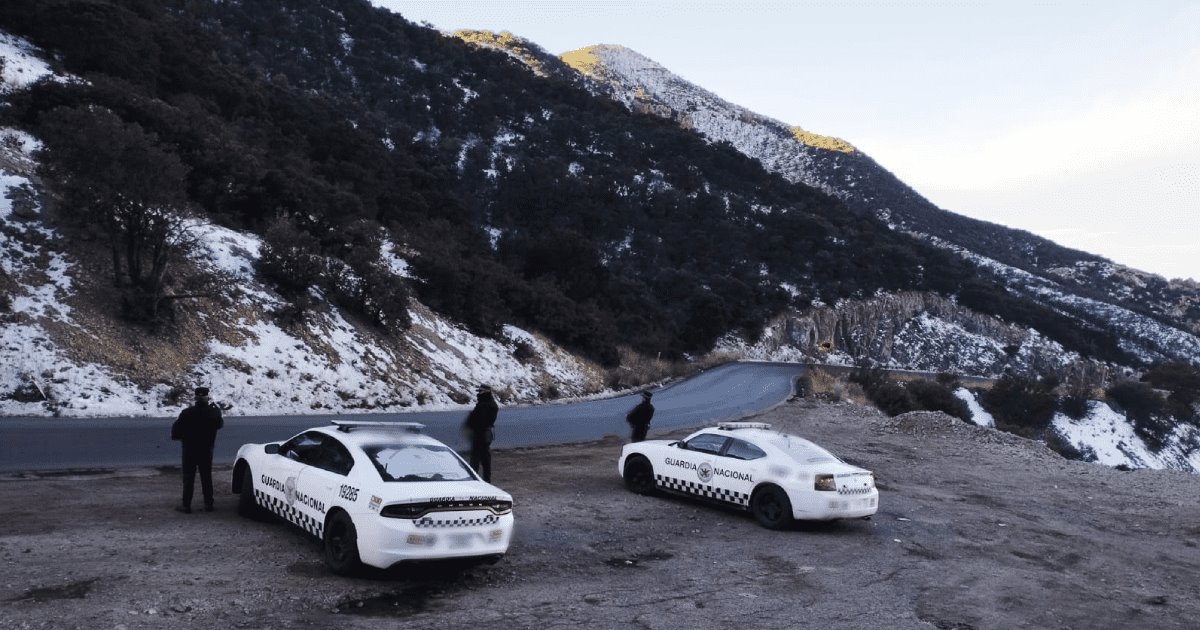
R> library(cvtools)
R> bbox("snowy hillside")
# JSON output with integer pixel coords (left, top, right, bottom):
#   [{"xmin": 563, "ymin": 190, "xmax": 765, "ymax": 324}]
[
  {"xmin": 1, "ymin": 159, "xmax": 603, "ymax": 418},
  {"xmin": 0, "ymin": 31, "xmax": 605, "ymax": 418},
  {"xmin": 1, "ymin": 179, "xmax": 604, "ymax": 418}
]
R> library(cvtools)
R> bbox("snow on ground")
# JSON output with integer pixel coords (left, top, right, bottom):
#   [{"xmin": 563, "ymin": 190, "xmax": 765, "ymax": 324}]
[
  {"xmin": 955, "ymin": 388, "xmax": 994, "ymax": 428},
  {"xmin": 1052, "ymin": 401, "xmax": 1200, "ymax": 473},
  {"xmin": 0, "ymin": 33, "xmax": 56, "ymax": 92}
]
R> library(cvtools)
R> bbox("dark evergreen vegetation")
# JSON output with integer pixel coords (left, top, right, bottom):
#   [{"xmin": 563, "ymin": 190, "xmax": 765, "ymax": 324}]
[
  {"xmin": 980, "ymin": 374, "xmax": 1060, "ymax": 439},
  {"xmin": 0, "ymin": 0, "xmax": 1138, "ymax": 366}
]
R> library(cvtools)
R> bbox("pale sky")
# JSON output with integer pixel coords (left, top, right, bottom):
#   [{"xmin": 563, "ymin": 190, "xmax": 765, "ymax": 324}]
[{"xmin": 374, "ymin": 1, "xmax": 1200, "ymax": 281}]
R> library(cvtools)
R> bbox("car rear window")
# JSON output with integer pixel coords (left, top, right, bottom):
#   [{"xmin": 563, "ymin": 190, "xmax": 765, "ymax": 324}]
[
  {"xmin": 363, "ymin": 443, "xmax": 476, "ymax": 482},
  {"xmin": 765, "ymin": 435, "xmax": 840, "ymax": 465}
]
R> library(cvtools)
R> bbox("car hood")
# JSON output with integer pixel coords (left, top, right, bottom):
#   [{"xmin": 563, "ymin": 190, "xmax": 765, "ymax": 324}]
[{"xmin": 376, "ymin": 480, "xmax": 512, "ymax": 504}]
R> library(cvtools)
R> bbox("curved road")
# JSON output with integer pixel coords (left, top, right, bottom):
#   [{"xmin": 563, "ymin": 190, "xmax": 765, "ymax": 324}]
[{"xmin": 0, "ymin": 362, "xmax": 804, "ymax": 473}]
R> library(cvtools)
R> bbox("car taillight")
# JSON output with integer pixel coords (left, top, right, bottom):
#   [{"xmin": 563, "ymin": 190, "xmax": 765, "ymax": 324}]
[
  {"xmin": 380, "ymin": 499, "xmax": 513, "ymax": 518},
  {"xmin": 381, "ymin": 503, "xmax": 428, "ymax": 519},
  {"xmin": 814, "ymin": 474, "xmax": 837, "ymax": 492}
]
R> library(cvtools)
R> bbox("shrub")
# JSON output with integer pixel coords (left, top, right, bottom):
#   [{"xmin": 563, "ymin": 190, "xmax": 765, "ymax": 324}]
[
  {"xmin": 935, "ymin": 372, "xmax": 961, "ymax": 389},
  {"xmin": 870, "ymin": 380, "xmax": 916, "ymax": 416},
  {"xmin": 1044, "ymin": 429, "xmax": 1097, "ymax": 462},
  {"xmin": 1058, "ymin": 394, "xmax": 1090, "ymax": 420},
  {"xmin": 513, "ymin": 341, "xmax": 537, "ymax": 364},
  {"xmin": 1140, "ymin": 362, "xmax": 1200, "ymax": 424},
  {"xmin": 258, "ymin": 219, "xmax": 327, "ymax": 297},
  {"xmin": 1106, "ymin": 381, "xmax": 1173, "ymax": 451},
  {"xmin": 906, "ymin": 379, "xmax": 971, "ymax": 422},
  {"xmin": 981, "ymin": 374, "xmax": 1059, "ymax": 438}
]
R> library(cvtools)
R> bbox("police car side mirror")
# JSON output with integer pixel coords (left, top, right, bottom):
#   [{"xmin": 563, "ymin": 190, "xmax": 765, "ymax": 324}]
[
  {"xmin": 671, "ymin": 441, "xmax": 685, "ymax": 449},
  {"xmin": 264, "ymin": 444, "xmax": 280, "ymax": 455}
]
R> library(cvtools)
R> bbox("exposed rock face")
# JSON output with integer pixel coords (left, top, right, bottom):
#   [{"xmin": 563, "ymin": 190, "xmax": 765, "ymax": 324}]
[{"xmin": 727, "ymin": 292, "xmax": 1085, "ymax": 377}]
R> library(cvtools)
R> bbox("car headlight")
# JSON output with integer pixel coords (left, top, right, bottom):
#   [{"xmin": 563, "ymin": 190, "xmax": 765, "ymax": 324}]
[{"xmin": 814, "ymin": 474, "xmax": 837, "ymax": 492}]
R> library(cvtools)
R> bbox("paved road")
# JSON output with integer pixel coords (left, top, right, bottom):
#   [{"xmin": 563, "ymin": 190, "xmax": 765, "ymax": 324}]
[{"xmin": 0, "ymin": 362, "xmax": 804, "ymax": 472}]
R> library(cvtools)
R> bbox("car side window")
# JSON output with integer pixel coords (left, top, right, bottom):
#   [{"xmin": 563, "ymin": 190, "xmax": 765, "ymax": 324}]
[
  {"xmin": 685, "ymin": 433, "xmax": 729, "ymax": 455},
  {"xmin": 726, "ymin": 438, "xmax": 767, "ymax": 461},
  {"xmin": 280, "ymin": 432, "xmax": 324, "ymax": 465},
  {"xmin": 314, "ymin": 436, "xmax": 355, "ymax": 476}
]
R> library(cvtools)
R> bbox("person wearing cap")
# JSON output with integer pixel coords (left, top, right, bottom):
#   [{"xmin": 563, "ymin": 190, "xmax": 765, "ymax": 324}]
[
  {"xmin": 626, "ymin": 390, "xmax": 655, "ymax": 442},
  {"xmin": 170, "ymin": 386, "xmax": 224, "ymax": 513},
  {"xmin": 463, "ymin": 384, "xmax": 499, "ymax": 482}
]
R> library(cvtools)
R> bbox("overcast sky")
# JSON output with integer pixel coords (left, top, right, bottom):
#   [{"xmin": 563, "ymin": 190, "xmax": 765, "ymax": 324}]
[{"xmin": 374, "ymin": 1, "xmax": 1200, "ymax": 281}]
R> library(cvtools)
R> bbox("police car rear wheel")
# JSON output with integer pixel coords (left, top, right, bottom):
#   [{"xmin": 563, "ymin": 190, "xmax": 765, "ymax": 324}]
[
  {"xmin": 623, "ymin": 456, "xmax": 655, "ymax": 495},
  {"xmin": 751, "ymin": 486, "xmax": 793, "ymax": 530},
  {"xmin": 323, "ymin": 511, "xmax": 362, "ymax": 576}
]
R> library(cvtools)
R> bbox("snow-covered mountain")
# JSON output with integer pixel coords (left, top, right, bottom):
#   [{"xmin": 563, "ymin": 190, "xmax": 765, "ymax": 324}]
[{"xmin": 545, "ymin": 43, "xmax": 1200, "ymax": 365}]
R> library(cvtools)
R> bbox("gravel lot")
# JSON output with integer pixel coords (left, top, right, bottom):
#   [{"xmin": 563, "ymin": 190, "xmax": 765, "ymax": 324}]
[{"xmin": 3, "ymin": 400, "xmax": 1199, "ymax": 629}]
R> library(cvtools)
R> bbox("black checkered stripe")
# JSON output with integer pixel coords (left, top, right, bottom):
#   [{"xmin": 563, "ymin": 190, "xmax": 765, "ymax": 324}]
[
  {"xmin": 655, "ymin": 474, "xmax": 750, "ymax": 507},
  {"xmin": 839, "ymin": 486, "xmax": 873, "ymax": 495},
  {"xmin": 413, "ymin": 513, "xmax": 500, "ymax": 529},
  {"xmin": 257, "ymin": 489, "xmax": 324, "ymax": 538}
]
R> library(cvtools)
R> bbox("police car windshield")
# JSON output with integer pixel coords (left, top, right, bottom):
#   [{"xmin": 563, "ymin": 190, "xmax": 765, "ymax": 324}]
[
  {"xmin": 766, "ymin": 435, "xmax": 840, "ymax": 465},
  {"xmin": 363, "ymin": 443, "xmax": 475, "ymax": 482}
]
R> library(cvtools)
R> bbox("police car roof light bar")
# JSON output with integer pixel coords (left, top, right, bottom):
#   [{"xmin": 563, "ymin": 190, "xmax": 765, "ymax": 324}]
[
  {"xmin": 716, "ymin": 422, "xmax": 772, "ymax": 430},
  {"xmin": 331, "ymin": 420, "xmax": 425, "ymax": 433}
]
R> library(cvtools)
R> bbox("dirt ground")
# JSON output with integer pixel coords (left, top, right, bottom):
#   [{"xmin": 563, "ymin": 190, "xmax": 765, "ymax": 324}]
[{"xmin": 3, "ymin": 400, "xmax": 1199, "ymax": 630}]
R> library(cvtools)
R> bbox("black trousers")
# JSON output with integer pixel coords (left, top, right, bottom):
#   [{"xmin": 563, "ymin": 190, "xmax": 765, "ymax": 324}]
[
  {"xmin": 469, "ymin": 435, "xmax": 492, "ymax": 482},
  {"xmin": 631, "ymin": 424, "xmax": 649, "ymax": 443},
  {"xmin": 181, "ymin": 447, "xmax": 214, "ymax": 508}
]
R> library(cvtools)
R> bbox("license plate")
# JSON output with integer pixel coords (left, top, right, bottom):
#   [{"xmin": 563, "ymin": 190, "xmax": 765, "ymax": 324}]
[{"xmin": 449, "ymin": 533, "xmax": 477, "ymax": 549}]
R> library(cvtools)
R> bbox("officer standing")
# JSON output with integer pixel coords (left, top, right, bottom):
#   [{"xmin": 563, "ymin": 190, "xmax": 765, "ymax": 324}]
[
  {"xmin": 626, "ymin": 390, "xmax": 655, "ymax": 442},
  {"xmin": 170, "ymin": 386, "xmax": 224, "ymax": 513},
  {"xmin": 464, "ymin": 384, "xmax": 498, "ymax": 482}
]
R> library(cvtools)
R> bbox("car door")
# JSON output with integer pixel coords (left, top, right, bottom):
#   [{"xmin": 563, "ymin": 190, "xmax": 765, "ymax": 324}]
[
  {"xmin": 266, "ymin": 431, "xmax": 327, "ymax": 537},
  {"xmin": 662, "ymin": 433, "xmax": 729, "ymax": 498},
  {"xmin": 711, "ymin": 438, "xmax": 767, "ymax": 508}
]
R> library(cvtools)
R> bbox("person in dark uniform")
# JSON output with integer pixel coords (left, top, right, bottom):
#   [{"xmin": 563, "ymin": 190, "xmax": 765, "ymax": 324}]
[
  {"xmin": 170, "ymin": 386, "xmax": 224, "ymax": 513},
  {"xmin": 626, "ymin": 390, "xmax": 655, "ymax": 442},
  {"xmin": 463, "ymin": 384, "xmax": 499, "ymax": 482}
]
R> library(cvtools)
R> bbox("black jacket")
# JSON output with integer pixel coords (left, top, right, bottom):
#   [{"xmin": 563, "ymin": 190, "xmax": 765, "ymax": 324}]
[
  {"xmin": 171, "ymin": 401, "xmax": 224, "ymax": 449},
  {"xmin": 626, "ymin": 400, "xmax": 654, "ymax": 427},
  {"xmin": 464, "ymin": 392, "xmax": 499, "ymax": 433}
]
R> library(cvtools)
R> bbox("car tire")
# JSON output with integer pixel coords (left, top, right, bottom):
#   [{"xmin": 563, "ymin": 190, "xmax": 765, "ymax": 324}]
[
  {"xmin": 623, "ymin": 455, "xmax": 656, "ymax": 495},
  {"xmin": 323, "ymin": 510, "xmax": 362, "ymax": 576},
  {"xmin": 236, "ymin": 465, "xmax": 263, "ymax": 519},
  {"xmin": 751, "ymin": 485, "xmax": 793, "ymax": 530}
]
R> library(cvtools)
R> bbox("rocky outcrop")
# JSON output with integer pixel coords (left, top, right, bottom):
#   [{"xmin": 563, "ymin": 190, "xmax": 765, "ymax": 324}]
[{"xmin": 724, "ymin": 292, "xmax": 1088, "ymax": 377}]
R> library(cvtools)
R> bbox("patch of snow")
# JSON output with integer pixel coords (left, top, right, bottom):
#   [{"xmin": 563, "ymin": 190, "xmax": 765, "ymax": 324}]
[
  {"xmin": 955, "ymin": 388, "xmax": 994, "ymax": 428},
  {"xmin": 380, "ymin": 239, "xmax": 412, "ymax": 278},
  {"xmin": 0, "ymin": 34, "xmax": 56, "ymax": 92},
  {"xmin": 1, "ymin": 173, "xmax": 74, "ymax": 321},
  {"xmin": 1052, "ymin": 402, "xmax": 1159, "ymax": 468}
]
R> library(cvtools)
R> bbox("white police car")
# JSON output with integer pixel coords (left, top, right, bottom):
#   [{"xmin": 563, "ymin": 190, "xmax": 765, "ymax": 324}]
[
  {"xmin": 618, "ymin": 422, "xmax": 878, "ymax": 529},
  {"xmin": 232, "ymin": 421, "xmax": 513, "ymax": 574}
]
